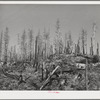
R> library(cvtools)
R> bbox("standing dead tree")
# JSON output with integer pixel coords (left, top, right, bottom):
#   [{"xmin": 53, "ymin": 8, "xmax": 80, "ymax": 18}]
[
  {"xmin": 43, "ymin": 28, "xmax": 50, "ymax": 59},
  {"xmin": 76, "ymin": 37, "xmax": 81, "ymax": 55},
  {"xmin": 74, "ymin": 44, "xmax": 77, "ymax": 56},
  {"xmin": 81, "ymin": 29, "xmax": 87, "ymax": 55},
  {"xmin": 21, "ymin": 30, "xmax": 27, "ymax": 61},
  {"xmin": 13, "ymin": 45, "xmax": 17, "ymax": 62},
  {"xmin": 64, "ymin": 32, "xmax": 67, "ymax": 54},
  {"xmin": 3, "ymin": 27, "xmax": 9, "ymax": 64},
  {"xmin": 85, "ymin": 59, "xmax": 88, "ymax": 90},
  {"xmin": 37, "ymin": 30, "xmax": 43, "ymax": 58},
  {"xmin": 17, "ymin": 33, "xmax": 21, "ymax": 61},
  {"xmin": 34, "ymin": 30, "xmax": 43, "ymax": 71},
  {"xmin": 96, "ymin": 42, "xmax": 99, "ymax": 56},
  {"xmin": 65, "ymin": 32, "xmax": 73, "ymax": 54},
  {"xmin": 90, "ymin": 37, "xmax": 94, "ymax": 55},
  {"xmin": 49, "ymin": 45, "xmax": 53, "ymax": 56},
  {"xmin": 92, "ymin": 23, "xmax": 96, "ymax": 54},
  {"xmin": 0, "ymin": 31, "xmax": 3, "ymax": 61},
  {"xmin": 59, "ymin": 38, "xmax": 63, "ymax": 54},
  {"xmin": 28, "ymin": 29, "xmax": 34, "ymax": 61},
  {"xmin": 34, "ymin": 35, "xmax": 38, "ymax": 69},
  {"xmin": 9, "ymin": 46, "xmax": 13, "ymax": 63},
  {"xmin": 54, "ymin": 19, "xmax": 63, "ymax": 54},
  {"xmin": 67, "ymin": 32, "xmax": 73, "ymax": 54}
]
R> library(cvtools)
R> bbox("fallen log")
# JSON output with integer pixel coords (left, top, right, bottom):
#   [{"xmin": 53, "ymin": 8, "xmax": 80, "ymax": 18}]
[
  {"xmin": 2, "ymin": 67, "xmax": 31, "ymax": 85},
  {"xmin": 40, "ymin": 65, "xmax": 60, "ymax": 90},
  {"xmin": 2, "ymin": 68, "xmax": 20, "ymax": 80}
]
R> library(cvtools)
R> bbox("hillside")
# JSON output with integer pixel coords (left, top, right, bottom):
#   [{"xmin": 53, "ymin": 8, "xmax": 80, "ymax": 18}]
[{"xmin": 0, "ymin": 53, "xmax": 100, "ymax": 90}]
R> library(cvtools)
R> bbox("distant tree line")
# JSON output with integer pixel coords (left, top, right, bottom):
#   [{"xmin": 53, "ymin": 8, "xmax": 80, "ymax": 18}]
[{"xmin": 0, "ymin": 19, "xmax": 99, "ymax": 66}]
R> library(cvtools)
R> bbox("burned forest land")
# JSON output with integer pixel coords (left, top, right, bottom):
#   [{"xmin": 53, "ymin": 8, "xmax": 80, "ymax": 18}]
[
  {"xmin": 0, "ymin": 53, "xmax": 100, "ymax": 90},
  {"xmin": 0, "ymin": 20, "xmax": 100, "ymax": 90}
]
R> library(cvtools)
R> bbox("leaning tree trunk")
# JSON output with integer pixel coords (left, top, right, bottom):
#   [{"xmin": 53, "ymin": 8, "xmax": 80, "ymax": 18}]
[{"xmin": 40, "ymin": 65, "xmax": 60, "ymax": 90}]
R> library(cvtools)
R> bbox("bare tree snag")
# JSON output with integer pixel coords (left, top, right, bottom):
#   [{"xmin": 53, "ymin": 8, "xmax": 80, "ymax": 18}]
[
  {"xmin": 85, "ymin": 59, "xmax": 88, "ymax": 90},
  {"xmin": 97, "ymin": 42, "xmax": 99, "ymax": 56}
]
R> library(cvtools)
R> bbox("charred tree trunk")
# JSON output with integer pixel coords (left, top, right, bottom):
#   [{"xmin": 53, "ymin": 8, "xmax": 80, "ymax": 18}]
[
  {"xmin": 34, "ymin": 36, "xmax": 38, "ymax": 69},
  {"xmin": 85, "ymin": 59, "xmax": 88, "ymax": 90},
  {"xmin": 97, "ymin": 42, "xmax": 99, "ymax": 56},
  {"xmin": 41, "ymin": 63, "xmax": 44, "ymax": 81},
  {"xmin": 90, "ymin": 37, "xmax": 94, "ymax": 55}
]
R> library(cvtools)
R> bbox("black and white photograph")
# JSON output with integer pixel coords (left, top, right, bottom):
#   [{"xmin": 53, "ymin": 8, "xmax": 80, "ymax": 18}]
[{"xmin": 0, "ymin": 1, "xmax": 100, "ymax": 92}]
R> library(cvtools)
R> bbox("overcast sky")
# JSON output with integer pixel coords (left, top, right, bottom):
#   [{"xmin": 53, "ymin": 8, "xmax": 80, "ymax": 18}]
[{"xmin": 0, "ymin": 4, "xmax": 100, "ymax": 53}]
